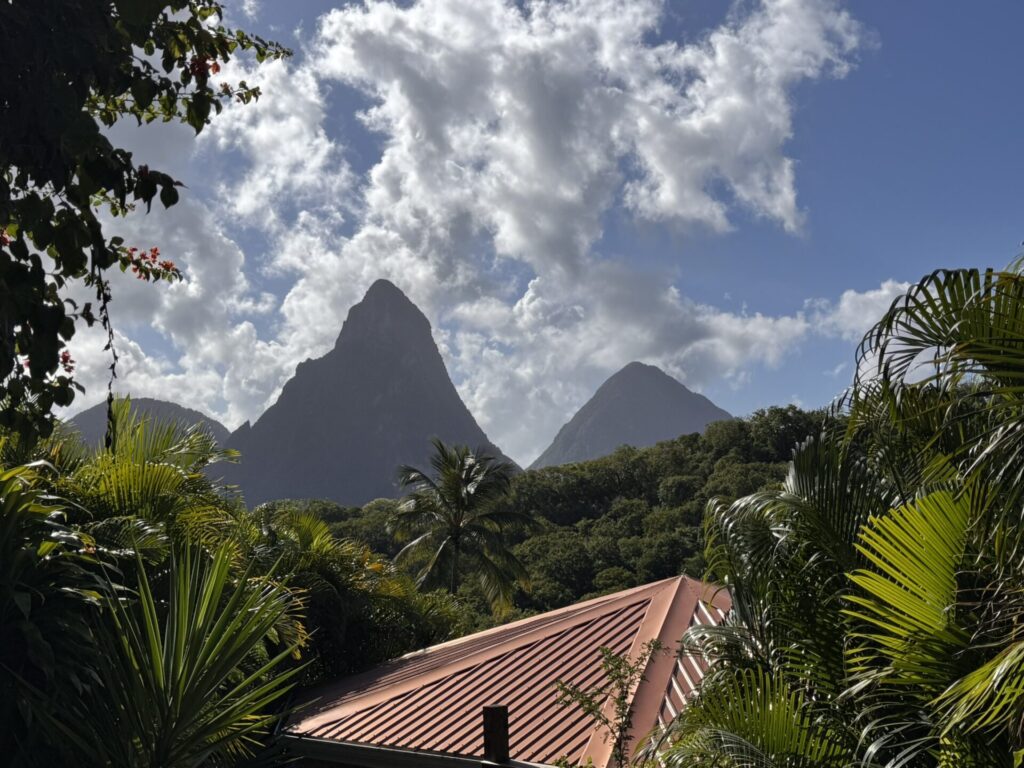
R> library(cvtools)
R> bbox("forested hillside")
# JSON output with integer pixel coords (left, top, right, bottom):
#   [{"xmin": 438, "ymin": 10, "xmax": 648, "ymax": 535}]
[{"xmin": 265, "ymin": 405, "xmax": 824, "ymax": 626}]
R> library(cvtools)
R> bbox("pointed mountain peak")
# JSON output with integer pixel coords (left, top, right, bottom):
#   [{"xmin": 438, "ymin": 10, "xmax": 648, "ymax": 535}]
[
  {"xmin": 613, "ymin": 360, "xmax": 668, "ymax": 378},
  {"xmin": 332, "ymin": 279, "xmax": 431, "ymax": 350},
  {"xmin": 530, "ymin": 363, "xmax": 731, "ymax": 469},
  {"xmin": 226, "ymin": 282, "xmax": 513, "ymax": 506},
  {"xmin": 605, "ymin": 361, "xmax": 694, "ymax": 391},
  {"xmin": 363, "ymin": 278, "xmax": 412, "ymax": 305}
]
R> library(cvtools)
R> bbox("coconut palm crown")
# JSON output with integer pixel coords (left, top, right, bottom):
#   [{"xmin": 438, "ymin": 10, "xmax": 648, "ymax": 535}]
[{"xmin": 392, "ymin": 438, "xmax": 532, "ymax": 609}]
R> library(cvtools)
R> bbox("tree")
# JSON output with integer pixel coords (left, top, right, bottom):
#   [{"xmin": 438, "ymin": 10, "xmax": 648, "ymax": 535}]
[
  {"xmin": 392, "ymin": 438, "xmax": 533, "ymax": 609},
  {"xmin": 0, "ymin": 464, "xmax": 106, "ymax": 764},
  {"xmin": 646, "ymin": 262, "xmax": 1024, "ymax": 767},
  {"xmin": 48, "ymin": 397, "xmax": 242, "ymax": 565},
  {"xmin": 0, "ymin": 2, "xmax": 289, "ymax": 442}
]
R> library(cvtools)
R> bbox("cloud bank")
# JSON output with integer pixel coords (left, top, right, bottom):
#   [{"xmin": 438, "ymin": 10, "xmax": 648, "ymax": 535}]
[{"xmin": 68, "ymin": 0, "xmax": 877, "ymax": 464}]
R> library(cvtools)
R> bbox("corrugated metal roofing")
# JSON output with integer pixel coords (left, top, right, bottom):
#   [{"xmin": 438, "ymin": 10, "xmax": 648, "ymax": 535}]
[{"xmin": 286, "ymin": 576, "xmax": 730, "ymax": 767}]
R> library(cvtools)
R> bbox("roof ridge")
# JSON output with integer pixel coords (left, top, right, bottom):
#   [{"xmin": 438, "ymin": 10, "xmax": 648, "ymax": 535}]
[
  {"xmin": 397, "ymin": 577, "xmax": 684, "ymax": 659},
  {"xmin": 578, "ymin": 577, "xmax": 696, "ymax": 766}
]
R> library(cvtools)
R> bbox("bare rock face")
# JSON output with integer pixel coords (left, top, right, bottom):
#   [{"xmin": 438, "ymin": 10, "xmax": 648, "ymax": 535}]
[
  {"xmin": 225, "ymin": 279, "xmax": 514, "ymax": 506},
  {"xmin": 530, "ymin": 362, "xmax": 731, "ymax": 469},
  {"xmin": 67, "ymin": 397, "xmax": 230, "ymax": 447}
]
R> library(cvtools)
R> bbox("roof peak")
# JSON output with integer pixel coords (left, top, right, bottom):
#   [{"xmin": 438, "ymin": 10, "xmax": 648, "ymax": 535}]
[{"xmin": 287, "ymin": 576, "xmax": 729, "ymax": 767}]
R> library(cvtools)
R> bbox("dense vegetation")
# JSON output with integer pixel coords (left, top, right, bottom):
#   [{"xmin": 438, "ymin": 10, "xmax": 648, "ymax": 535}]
[
  {"xmin": 643, "ymin": 264, "xmax": 1024, "ymax": 767},
  {"xmin": 2, "ymin": 401, "xmax": 467, "ymax": 764},
  {"xmin": 393, "ymin": 438, "xmax": 534, "ymax": 608},
  {"xmin": 268, "ymin": 405, "xmax": 819, "ymax": 628}
]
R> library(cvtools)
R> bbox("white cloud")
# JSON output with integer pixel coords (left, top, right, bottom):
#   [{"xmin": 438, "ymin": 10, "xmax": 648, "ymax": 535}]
[
  {"xmin": 808, "ymin": 278, "xmax": 910, "ymax": 342},
  {"xmin": 447, "ymin": 266, "xmax": 812, "ymax": 462},
  {"xmin": 203, "ymin": 58, "xmax": 354, "ymax": 234},
  {"xmin": 65, "ymin": 0, "xmax": 868, "ymax": 465},
  {"xmin": 313, "ymin": 0, "xmax": 859, "ymax": 270},
  {"xmin": 62, "ymin": 197, "xmax": 288, "ymax": 428},
  {"xmin": 825, "ymin": 361, "xmax": 849, "ymax": 378}
]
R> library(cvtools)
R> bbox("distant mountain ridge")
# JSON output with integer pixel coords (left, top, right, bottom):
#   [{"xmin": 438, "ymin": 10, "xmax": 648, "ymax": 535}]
[
  {"xmin": 224, "ymin": 279, "xmax": 513, "ymax": 506},
  {"xmin": 67, "ymin": 397, "xmax": 230, "ymax": 447},
  {"xmin": 530, "ymin": 362, "xmax": 731, "ymax": 469}
]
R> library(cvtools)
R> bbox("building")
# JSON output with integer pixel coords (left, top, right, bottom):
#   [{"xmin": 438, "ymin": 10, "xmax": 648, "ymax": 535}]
[{"xmin": 282, "ymin": 575, "xmax": 730, "ymax": 767}]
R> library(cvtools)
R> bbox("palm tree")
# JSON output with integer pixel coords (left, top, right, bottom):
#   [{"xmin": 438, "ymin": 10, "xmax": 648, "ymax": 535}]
[
  {"xmin": 645, "ymin": 262, "xmax": 1024, "ymax": 768},
  {"xmin": 250, "ymin": 500, "xmax": 475, "ymax": 675},
  {"xmin": 392, "ymin": 438, "xmax": 532, "ymax": 609},
  {"xmin": 0, "ymin": 460, "xmax": 303, "ymax": 767},
  {"xmin": 58, "ymin": 397, "xmax": 240, "ymax": 555}
]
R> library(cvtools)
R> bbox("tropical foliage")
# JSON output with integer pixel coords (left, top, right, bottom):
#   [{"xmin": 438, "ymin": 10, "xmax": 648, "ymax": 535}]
[
  {"xmin": 322, "ymin": 406, "xmax": 813, "ymax": 624},
  {"xmin": 0, "ymin": 462, "xmax": 105, "ymax": 761},
  {"xmin": 1, "ymin": 401, "xmax": 468, "ymax": 765},
  {"xmin": 646, "ymin": 263, "xmax": 1024, "ymax": 768},
  {"xmin": 0, "ymin": 1, "xmax": 290, "ymax": 442},
  {"xmin": 393, "ymin": 438, "xmax": 533, "ymax": 609},
  {"xmin": 52, "ymin": 546, "xmax": 303, "ymax": 768}
]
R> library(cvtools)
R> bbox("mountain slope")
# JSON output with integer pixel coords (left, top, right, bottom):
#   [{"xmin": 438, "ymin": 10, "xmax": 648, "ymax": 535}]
[
  {"xmin": 226, "ymin": 279, "xmax": 513, "ymax": 506},
  {"xmin": 530, "ymin": 362, "xmax": 731, "ymax": 469},
  {"xmin": 66, "ymin": 397, "xmax": 231, "ymax": 447}
]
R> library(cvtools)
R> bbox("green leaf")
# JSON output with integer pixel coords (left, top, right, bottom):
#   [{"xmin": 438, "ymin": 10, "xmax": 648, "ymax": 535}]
[{"xmin": 159, "ymin": 184, "xmax": 179, "ymax": 209}]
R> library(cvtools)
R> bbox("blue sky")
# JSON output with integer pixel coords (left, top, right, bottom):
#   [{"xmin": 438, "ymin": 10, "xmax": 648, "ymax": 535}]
[{"xmin": 71, "ymin": 0, "xmax": 1024, "ymax": 464}]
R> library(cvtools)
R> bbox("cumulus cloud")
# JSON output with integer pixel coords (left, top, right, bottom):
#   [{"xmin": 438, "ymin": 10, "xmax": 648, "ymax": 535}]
[
  {"xmin": 313, "ymin": 0, "xmax": 859, "ymax": 270},
  {"xmin": 65, "ymin": 0, "xmax": 870, "ymax": 464},
  {"xmin": 808, "ymin": 279, "xmax": 910, "ymax": 342},
  {"xmin": 203, "ymin": 58, "xmax": 354, "ymax": 234},
  {"xmin": 63, "ymin": 197, "xmax": 288, "ymax": 426},
  {"xmin": 448, "ymin": 265, "xmax": 813, "ymax": 461}
]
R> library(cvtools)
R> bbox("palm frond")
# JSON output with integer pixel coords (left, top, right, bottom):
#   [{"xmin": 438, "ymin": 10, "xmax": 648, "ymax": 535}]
[{"xmin": 52, "ymin": 545, "xmax": 304, "ymax": 767}]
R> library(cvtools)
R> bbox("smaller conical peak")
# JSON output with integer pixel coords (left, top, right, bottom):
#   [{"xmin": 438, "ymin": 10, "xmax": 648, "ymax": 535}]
[
  {"xmin": 611, "ymin": 361, "xmax": 670, "ymax": 382},
  {"xmin": 602, "ymin": 361, "xmax": 695, "ymax": 394},
  {"xmin": 619, "ymin": 361, "xmax": 658, "ymax": 375}
]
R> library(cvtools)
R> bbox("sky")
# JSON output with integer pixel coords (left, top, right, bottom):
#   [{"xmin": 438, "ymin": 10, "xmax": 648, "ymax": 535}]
[{"xmin": 65, "ymin": 0, "xmax": 1024, "ymax": 466}]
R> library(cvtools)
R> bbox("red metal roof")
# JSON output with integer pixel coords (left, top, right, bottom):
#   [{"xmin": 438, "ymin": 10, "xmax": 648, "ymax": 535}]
[{"xmin": 286, "ymin": 576, "xmax": 730, "ymax": 767}]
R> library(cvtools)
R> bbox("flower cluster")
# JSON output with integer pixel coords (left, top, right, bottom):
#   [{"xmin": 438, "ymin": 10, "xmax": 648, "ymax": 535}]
[
  {"xmin": 189, "ymin": 56, "xmax": 221, "ymax": 78},
  {"xmin": 119, "ymin": 245, "xmax": 182, "ymax": 282},
  {"xmin": 59, "ymin": 349, "xmax": 74, "ymax": 374}
]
